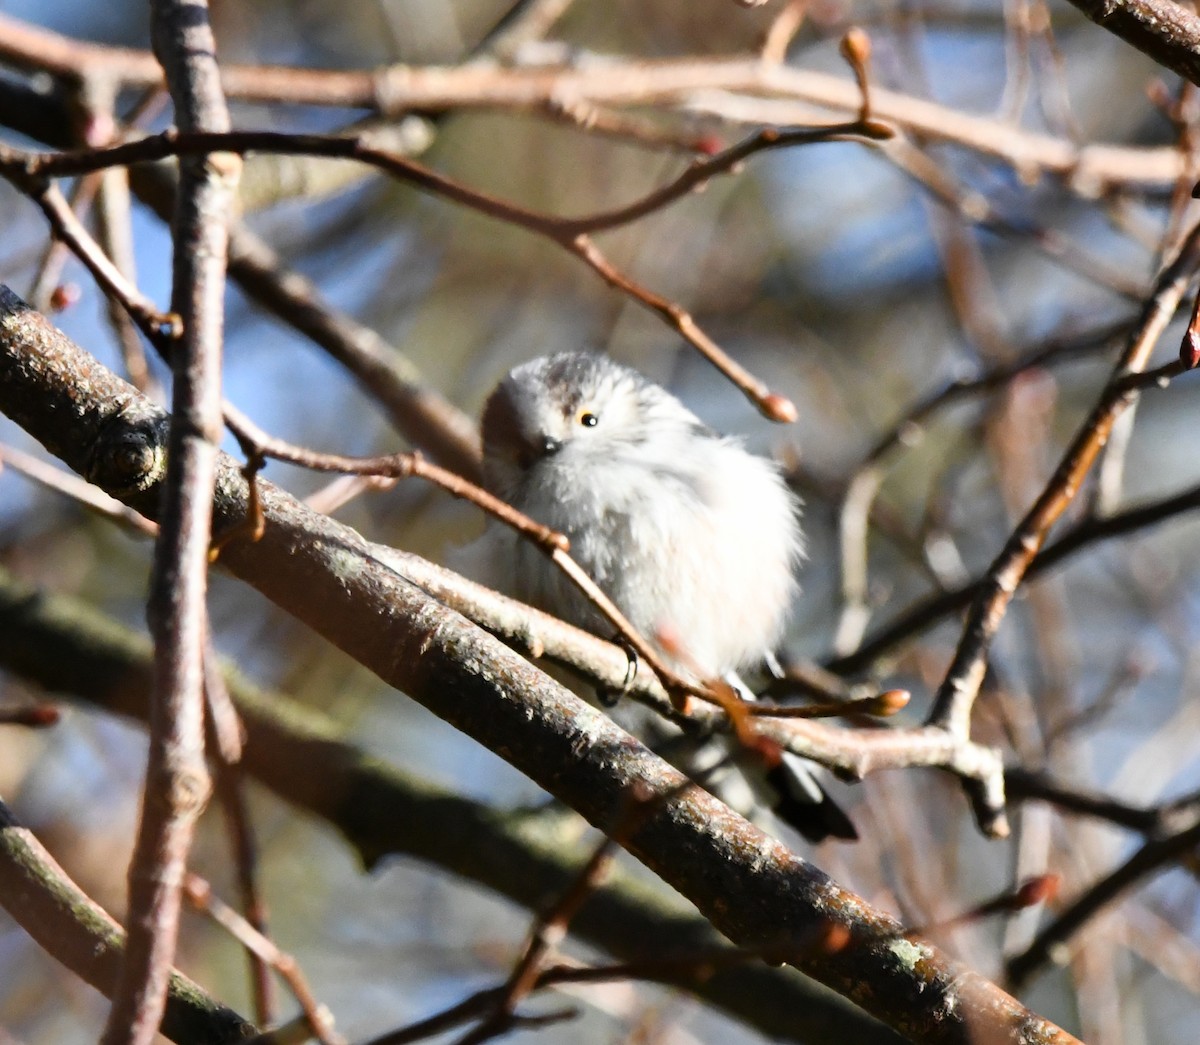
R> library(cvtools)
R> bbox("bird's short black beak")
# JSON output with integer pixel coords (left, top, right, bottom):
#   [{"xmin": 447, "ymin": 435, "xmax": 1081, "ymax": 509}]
[{"xmin": 516, "ymin": 434, "xmax": 563, "ymax": 470}]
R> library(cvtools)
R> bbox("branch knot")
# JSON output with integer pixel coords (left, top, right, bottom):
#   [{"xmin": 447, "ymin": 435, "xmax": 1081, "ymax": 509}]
[{"xmin": 87, "ymin": 402, "xmax": 169, "ymax": 497}]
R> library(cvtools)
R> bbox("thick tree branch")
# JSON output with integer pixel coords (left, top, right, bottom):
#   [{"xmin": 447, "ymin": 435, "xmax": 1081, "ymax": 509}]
[
  {"xmin": 1063, "ymin": 0, "xmax": 1200, "ymax": 88},
  {"xmin": 0, "ymin": 288, "xmax": 1079, "ymax": 1043},
  {"xmin": 0, "ymin": 565, "xmax": 897, "ymax": 1045}
]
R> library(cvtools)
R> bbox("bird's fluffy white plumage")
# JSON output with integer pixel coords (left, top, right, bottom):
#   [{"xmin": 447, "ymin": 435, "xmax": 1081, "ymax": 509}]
[
  {"xmin": 457, "ymin": 352, "xmax": 857, "ymax": 843},
  {"xmin": 475, "ymin": 352, "xmax": 803, "ymax": 678}
]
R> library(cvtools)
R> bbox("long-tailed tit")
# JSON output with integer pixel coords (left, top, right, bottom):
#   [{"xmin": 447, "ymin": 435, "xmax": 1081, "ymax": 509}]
[{"xmin": 475, "ymin": 352, "xmax": 856, "ymax": 842}]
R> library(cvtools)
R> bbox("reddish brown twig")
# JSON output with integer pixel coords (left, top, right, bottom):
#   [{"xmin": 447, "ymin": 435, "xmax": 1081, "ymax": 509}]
[
  {"xmin": 547, "ymin": 548, "xmax": 712, "ymax": 711},
  {"xmin": 79, "ymin": 80, "xmax": 163, "ymax": 399},
  {"xmin": 743, "ymin": 689, "xmax": 911, "ymax": 720},
  {"xmin": 219, "ymin": 403, "xmax": 735, "ymax": 712},
  {"xmin": 906, "ymin": 874, "xmax": 1060, "ymax": 937},
  {"xmin": 5, "ymin": 120, "xmax": 890, "ymax": 419},
  {"xmin": 1179, "ymin": 283, "xmax": 1200, "ymax": 369},
  {"xmin": 221, "ymin": 403, "xmax": 567, "ymax": 553},
  {"xmin": 568, "ymin": 235, "xmax": 799, "ymax": 422},
  {"xmin": 0, "ymin": 704, "xmax": 60, "ymax": 727},
  {"xmin": 839, "ymin": 28, "xmax": 874, "ymax": 122},
  {"xmin": 364, "ymin": 1000, "xmax": 573, "ymax": 1045},
  {"xmin": 1007, "ymin": 816, "xmax": 1200, "ymax": 988},
  {"xmin": 184, "ymin": 874, "xmax": 343, "ymax": 1045},
  {"xmin": 208, "ymin": 449, "xmax": 267, "ymax": 559},
  {"xmin": 3, "ymin": 173, "xmax": 180, "ymax": 341},
  {"xmin": 28, "ymin": 171, "xmax": 103, "ymax": 313}
]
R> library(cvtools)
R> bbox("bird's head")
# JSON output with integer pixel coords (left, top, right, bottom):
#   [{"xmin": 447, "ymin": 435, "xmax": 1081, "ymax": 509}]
[{"xmin": 481, "ymin": 352, "xmax": 663, "ymax": 495}]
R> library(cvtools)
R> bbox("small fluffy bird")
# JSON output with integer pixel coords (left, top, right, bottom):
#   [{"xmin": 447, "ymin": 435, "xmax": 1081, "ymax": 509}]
[{"xmin": 477, "ymin": 352, "xmax": 856, "ymax": 842}]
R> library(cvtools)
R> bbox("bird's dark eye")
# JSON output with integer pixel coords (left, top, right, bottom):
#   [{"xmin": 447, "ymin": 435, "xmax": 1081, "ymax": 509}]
[{"xmin": 578, "ymin": 411, "xmax": 599, "ymax": 428}]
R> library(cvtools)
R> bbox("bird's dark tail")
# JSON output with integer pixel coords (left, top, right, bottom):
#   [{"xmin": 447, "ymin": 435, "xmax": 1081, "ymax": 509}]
[{"xmin": 765, "ymin": 755, "xmax": 859, "ymax": 843}]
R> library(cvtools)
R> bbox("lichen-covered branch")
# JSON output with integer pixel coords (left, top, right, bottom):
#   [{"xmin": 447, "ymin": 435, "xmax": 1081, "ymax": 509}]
[
  {"xmin": 0, "ymin": 288, "xmax": 1079, "ymax": 1042},
  {"xmin": 0, "ymin": 564, "xmax": 896, "ymax": 1045}
]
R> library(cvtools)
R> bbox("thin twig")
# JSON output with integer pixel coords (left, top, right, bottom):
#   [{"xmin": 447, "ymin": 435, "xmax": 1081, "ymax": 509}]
[
  {"xmin": 184, "ymin": 875, "xmax": 344, "ymax": 1045},
  {"xmin": 80, "ymin": 79, "xmax": 162, "ymax": 398},
  {"xmin": 453, "ymin": 785, "xmax": 667, "ymax": 1045},
  {"xmin": 13, "ymin": 124, "xmax": 892, "ymax": 240},
  {"xmin": 0, "ymin": 704, "xmax": 60, "ymax": 727},
  {"xmin": 202, "ymin": 647, "xmax": 275, "ymax": 1026},
  {"xmin": 5, "ymin": 120, "xmax": 890, "ymax": 419},
  {"xmin": 1007, "ymin": 815, "xmax": 1200, "ymax": 987},
  {"xmin": 928, "ymin": 222, "xmax": 1200, "ymax": 743},
  {"xmin": 0, "ymin": 443, "xmax": 157, "ymax": 535},
  {"xmin": 4, "ymin": 175, "xmax": 179, "ymax": 340},
  {"xmin": 833, "ymin": 320, "xmax": 1129, "ymax": 657},
  {"xmin": 362, "ymin": 935, "xmax": 846, "ymax": 1045},
  {"xmin": 568, "ymin": 234, "xmax": 799, "ymax": 421},
  {"xmin": 1005, "ymin": 768, "xmax": 1185, "ymax": 834},
  {"xmin": 28, "ymin": 172, "xmax": 102, "ymax": 312},
  {"xmin": 219, "ymin": 404, "xmax": 719, "ymax": 711},
  {"xmin": 0, "ymin": 16, "xmax": 1188, "ymax": 193},
  {"xmin": 221, "ymin": 402, "xmax": 567, "ymax": 553}
]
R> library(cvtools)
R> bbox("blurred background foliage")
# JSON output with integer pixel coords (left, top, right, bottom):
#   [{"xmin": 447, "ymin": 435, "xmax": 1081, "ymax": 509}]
[{"xmin": 2, "ymin": 0, "xmax": 1200, "ymax": 1042}]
